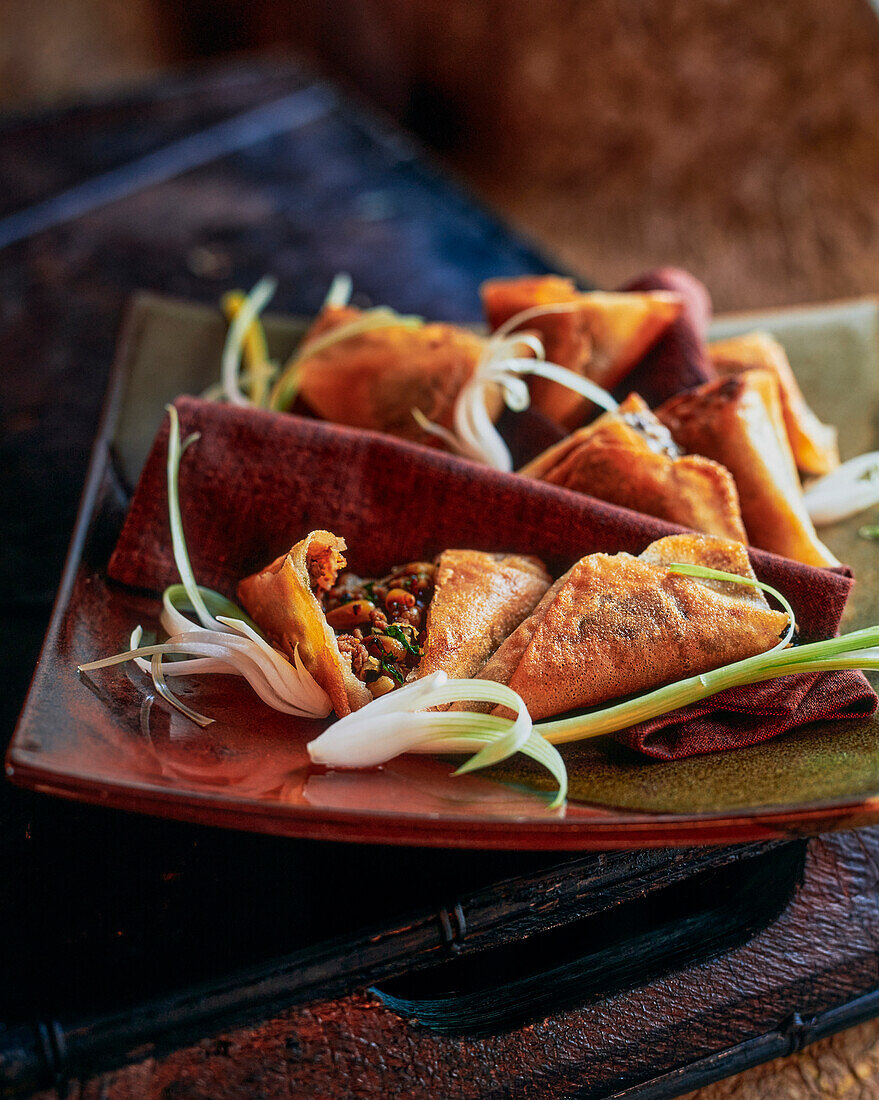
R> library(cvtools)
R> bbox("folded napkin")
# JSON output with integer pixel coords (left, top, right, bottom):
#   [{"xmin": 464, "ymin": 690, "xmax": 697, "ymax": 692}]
[
  {"xmin": 109, "ymin": 397, "xmax": 876, "ymax": 760},
  {"xmin": 497, "ymin": 405, "xmax": 566, "ymax": 469},
  {"xmin": 618, "ymin": 670, "xmax": 876, "ymax": 759},
  {"xmin": 617, "ymin": 267, "xmax": 716, "ymax": 408}
]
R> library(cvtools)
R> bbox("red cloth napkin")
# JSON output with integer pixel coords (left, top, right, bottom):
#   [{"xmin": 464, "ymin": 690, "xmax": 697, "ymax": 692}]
[
  {"xmin": 617, "ymin": 671, "xmax": 876, "ymax": 760},
  {"xmin": 109, "ymin": 397, "xmax": 876, "ymax": 760},
  {"xmin": 497, "ymin": 405, "xmax": 566, "ymax": 468},
  {"xmin": 616, "ymin": 266, "xmax": 717, "ymax": 407}
]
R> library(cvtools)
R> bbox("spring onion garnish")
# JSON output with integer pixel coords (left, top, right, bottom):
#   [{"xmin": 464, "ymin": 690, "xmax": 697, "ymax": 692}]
[
  {"xmin": 323, "ymin": 272, "xmax": 353, "ymax": 308},
  {"xmin": 416, "ymin": 302, "xmax": 619, "ymax": 471},
  {"xmin": 166, "ymin": 405, "xmax": 218, "ymax": 631},
  {"xmin": 221, "ymin": 276, "xmax": 278, "ymax": 406},
  {"xmin": 151, "ymin": 652, "xmax": 213, "ymax": 728},
  {"xmin": 528, "ymin": 568, "xmax": 879, "ymax": 750},
  {"xmin": 859, "ymin": 525, "xmax": 879, "ymax": 541},
  {"xmin": 307, "ymin": 671, "xmax": 567, "ymax": 808},
  {"xmin": 268, "ymin": 304, "xmax": 424, "ymax": 412},
  {"xmin": 805, "ymin": 451, "xmax": 879, "ymax": 525},
  {"xmin": 664, "ymin": 563, "xmax": 796, "ymax": 650},
  {"xmin": 535, "ymin": 624, "xmax": 879, "ymax": 748},
  {"xmin": 221, "ymin": 288, "xmax": 278, "ymax": 407},
  {"xmin": 78, "ymin": 406, "xmax": 332, "ymax": 722}
]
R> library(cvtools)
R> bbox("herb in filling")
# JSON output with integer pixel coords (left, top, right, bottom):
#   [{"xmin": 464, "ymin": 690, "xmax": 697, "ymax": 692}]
[{"xmin": 320, "ymin": 561, "xmax": 436, "ymax": 697}]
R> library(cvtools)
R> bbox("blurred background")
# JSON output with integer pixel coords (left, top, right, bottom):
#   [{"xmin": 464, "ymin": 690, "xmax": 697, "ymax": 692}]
[
  {"xmin": 3, "ymin": 0, "xmax": 879, "ymax": 310},
  {"xmin": 6, "ymin": 4, "xmax": 879, "ymax": 1098}
]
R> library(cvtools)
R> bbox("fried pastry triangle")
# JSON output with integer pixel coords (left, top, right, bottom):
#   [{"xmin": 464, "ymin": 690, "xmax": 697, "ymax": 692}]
[
  {"xmin": 656, "ymin": 372, "xmax": 839, "ymax": 567},
  {"xmin": 469, "ymin": 534, "xmax": 788, "ymax": 721},
  {"xmin": 237, "ymin": 530, "xmax": 371, "ymax": 717},
  {"xmin": 520, "ymin": 394, "xmax": 747, "ymax": 541},
  {"xmin": 481, "ymin": 275, "xmax": 682, "ymax": 428},
  {"xmin": 295, "ymin": 305, "xmax": 500, "ymax": 447},
  {"xmin": 709, "ymin": 331, "xmax": 839, "ymax": 477},
  {"xmin": 417, "ymin": 550, "xmax": 551, "ymax": 681}
]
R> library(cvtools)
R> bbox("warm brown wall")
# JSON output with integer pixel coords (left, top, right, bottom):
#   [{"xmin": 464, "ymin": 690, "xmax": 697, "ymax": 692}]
[
  {"xmin": 3, "ymin": 0, "xmax": 879, "ymax": 309},
  {"xmin": 0, "ymin": 0, "xmax": 172, "ymax": 108}
]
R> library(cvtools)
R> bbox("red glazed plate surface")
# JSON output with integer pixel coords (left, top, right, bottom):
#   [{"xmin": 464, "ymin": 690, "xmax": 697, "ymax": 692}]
[{"xmin": 8, "ymin": 294, "xmax": 879, "ymax": 849}]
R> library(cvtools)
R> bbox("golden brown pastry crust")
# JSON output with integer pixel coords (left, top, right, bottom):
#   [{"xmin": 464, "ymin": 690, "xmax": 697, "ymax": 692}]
[
  {"xmin": 295, "ymin": 305, "xmax": 500, "ymax": 446},
  {"xmin": 470, "ymin": 533, "xmax": 788, "ymax": 721},
  {"xmin": 520, "ymin": 394, "xmax": 678, "ymax": 473},
  {"xmin": 417, "ymin": 550, "xmax": 551, "ymax": 681},
  {"xmin": 709, "ymin": 331, "xmax": 839, "ymax": 477},
  {"xmin": 237, "ymin": 530, "xmax": 371, "ymax": 717},
  {"xmin": 481, "ymin": 276, "xmax": 682, "ymax": 428},
  {"xmin": 521, "ymin": 395, "xmax": 748, "ymax": 542},
  {"xmin": 238, "ymin": 535, "xmax": 551, "ymax": 717},
  {"xmin": 656, "ymin": 372, "xmax": 839, "ymax": 568}
]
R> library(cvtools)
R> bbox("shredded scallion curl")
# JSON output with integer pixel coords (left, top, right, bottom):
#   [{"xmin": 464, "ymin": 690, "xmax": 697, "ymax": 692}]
[
  {"xmin": 221, "ymin": 276, "xmax": 278, "ymax": 406},
  {"xmin": 79, "ymin": 405, "xmax": 333, "ymax": 723},
  {"xmin": 415, "ymin": 302, "xmax": 619, "ymax": 471},
  {"xmin": 221, "ymin": 289, "xmax": 278, "ymax": 407},
  {"xmin": 306, "ymin": 671, "xmax": 567, "ymax": 808},
  {"xmin": 805, "ymin": 451, "xmax": 879, "ymax": 525}
]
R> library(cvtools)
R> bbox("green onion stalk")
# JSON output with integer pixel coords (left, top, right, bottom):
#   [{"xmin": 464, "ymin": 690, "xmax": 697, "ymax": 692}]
[{"xmin": 537, "ymin": 625, "xmax": 879, "ymax": 748}]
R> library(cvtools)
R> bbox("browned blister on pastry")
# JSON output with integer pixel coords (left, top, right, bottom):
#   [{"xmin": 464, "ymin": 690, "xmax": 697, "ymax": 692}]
[
  {"xmin": 238, "ymin": 534, "xmax": 551, "ymax": 716},
  {"xmin": 468, "ymin": 534, "xmax": 788, "ymax": 721},
  {"xmin": 481, "ymin": 276, "xmax": 683, "ymax": 428},
  {"xmin": 237, "ymin": 530, "xmax": 371, "ymax": 717},
  {"xmin": 656, "ymin": 372, "xmax": 839, "ymax": 568},
  {"xmin": 295, "ymin": 305, "xmax": 500, "ymax": 446},
  {"xmin": 709, "ymin": 331, "xmax": 839, "ymax": 477},
  {"xmin": 520, "ymin": 393, "xmax": 679, "ymax": 473},
  {"xmin": 520, "ymin": 394, "xmax": 748, "ymax": 542},
  {"xmin": 417, "ymin": 550, "xmax": 551, "ymax": 681}
]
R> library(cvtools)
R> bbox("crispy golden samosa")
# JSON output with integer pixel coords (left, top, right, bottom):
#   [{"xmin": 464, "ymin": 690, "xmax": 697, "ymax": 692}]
[
  {"xmin": 709, "ymin": 331, "xmax": 839, "ymax": 477},
  {"xmin": 467, "ymin": 534, "xmax": 788, "ymax": 721},
  {"xmin": 417, "ymin": 550, "xmax": 551, "ymax": 681},
  {"xmin": 294, "ymin": 305, "xmax": 501, "ymax": 447},
  {"xmin": 520, "ymin": 393, "xmax": 678, "ymax": 473},
  {"xmin": 656, "ymin": 372, "xmax": 839, "ymax": 568},
  {"xmin": 237, "ymin": 532, "xmax": 550, "ymax": 716},
  {"xmin": 519, "ymin": 394, "xmax": 747, "ymax": 541},
  {"xmin": 237, "ymin": 531, "xmax": 370, "ymax": 716},
  {"xmin": 481, "ymin": 275, "xmax": 683, "ymax": 428}
]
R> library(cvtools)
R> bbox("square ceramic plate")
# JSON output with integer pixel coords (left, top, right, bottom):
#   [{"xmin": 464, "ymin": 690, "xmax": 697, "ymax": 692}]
[{"xmin": 8, "ymin": 294, "xmax": 879, "ymax": 849}]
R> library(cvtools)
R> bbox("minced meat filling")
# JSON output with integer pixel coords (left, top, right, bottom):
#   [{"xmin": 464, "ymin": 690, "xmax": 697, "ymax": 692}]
[
  {"xmin": 306, "ymin": 544, "xmax": 347, "ymax": 594},
  {"xmin": 319, "ymin": 561, "xmax": 436, "ymax": 697}
]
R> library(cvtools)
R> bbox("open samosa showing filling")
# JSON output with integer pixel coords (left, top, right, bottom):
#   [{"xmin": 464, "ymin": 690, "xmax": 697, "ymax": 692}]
[
  {"xmin": 520, "ymin": 393, "xmax": 748, "ymax": 542},
  {"xmin": 293, "ymin": 305, "xmax": 501, "ymax": 447},
  {"xmin": 237, "ymin": 531, "xmax": 551, "ymax": 716},
  {"xmin": 481, "ymin": 275, "xmax": 683, "ymax": 428},
  {"xmin": 466, "ymin": 534, "xmax": 790, "ymax": 722}
]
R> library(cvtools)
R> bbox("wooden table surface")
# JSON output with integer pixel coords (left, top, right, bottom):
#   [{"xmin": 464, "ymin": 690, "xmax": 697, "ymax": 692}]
[{"xmin": 9, "ymin": 2, "xmax": 879, "ymax": 1093}]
